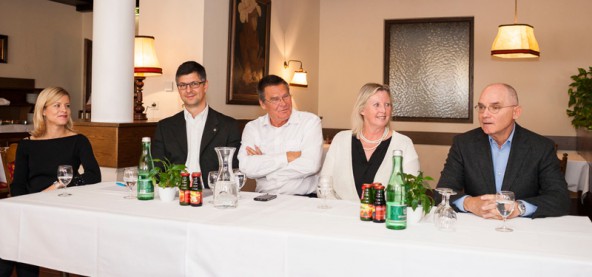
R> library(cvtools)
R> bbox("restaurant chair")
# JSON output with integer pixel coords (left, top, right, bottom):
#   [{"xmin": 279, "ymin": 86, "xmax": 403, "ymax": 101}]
[
  {"xmin": 559, "ymin": 152, "xmax": 568, "ymax": 176},
  {"xmin": 1, "ymin": 143, "xmax": 18, "ymax": 198},
  {"xmin": 560, "ymin": 152, "xmax": 583, "ymax": 216}
]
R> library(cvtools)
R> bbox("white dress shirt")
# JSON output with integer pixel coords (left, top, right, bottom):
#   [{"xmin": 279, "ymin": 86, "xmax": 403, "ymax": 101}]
[
  {"xmin": 184, "ymin": 106, "xmax": 209, "ymax": 173},
  {"xmin": 321, "ymin": 130, "xmax": 420, "ymax": 201},
  {"xmin": 238, "ymin": 110, "xmax": 323, "ymax": 195}
]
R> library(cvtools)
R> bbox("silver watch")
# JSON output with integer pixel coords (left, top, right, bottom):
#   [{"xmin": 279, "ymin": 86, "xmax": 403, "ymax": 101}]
[{"xmin": 517, "ymin": 201, "xmax": 526, "ymax": 216}]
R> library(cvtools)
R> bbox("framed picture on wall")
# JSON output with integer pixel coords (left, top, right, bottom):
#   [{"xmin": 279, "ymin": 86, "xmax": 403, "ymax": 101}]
[
  {"xmin": 226, "ymin": 0, "xmax": 271, "ymax": 105},
  {"xmin": 384, "ymin": 17, "xmax": 474, "ymax": 123},
  {"xmin": 0, "ymin": 35, "xmax": 7, "ymax": 63}
]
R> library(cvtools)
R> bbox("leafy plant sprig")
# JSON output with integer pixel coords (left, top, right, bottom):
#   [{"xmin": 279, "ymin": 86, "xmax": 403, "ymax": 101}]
[
  {"xmin": 401, "ymin": 171, "xmax": 435, "ymax": 215},
  {"xmin": 567, "ymin": 67, "xmax": 592, "ymax": 130},
  {"xmin": 149, "ymin": 158, "xmax": 187, "ymax": 188}
]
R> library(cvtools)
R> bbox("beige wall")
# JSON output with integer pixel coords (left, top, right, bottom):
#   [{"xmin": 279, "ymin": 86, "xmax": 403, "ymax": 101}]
[
  {"xmin": 318, "ymin": 0, "xmax": 592, "ymax": 136},
  {"xmin": 3, "ymin": 0, "xmax": 590, "ymax": 184},
  {"xmin": 316, "ymin": 0, "xmax": 592, "ymax": 183},
  {"xmin": 139, "ymin": 0, "xmax": 320, "ymax": 121},
  {"xmin": 0, "ymin": 0, "xmax": 85, "ymax": 113}
]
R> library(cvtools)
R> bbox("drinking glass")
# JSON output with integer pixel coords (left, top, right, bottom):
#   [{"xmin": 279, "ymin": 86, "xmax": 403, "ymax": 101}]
[
  {"xmin": 317, "ymin": 176, "xmax": 334, "ymax": 209},
  {"xmin": 433, "ymin": 188, "xmax": 453, "ymax": 222},
  {"xmin": 495, "ymin": 191, "xmax": 515, "ymax": 232},
  {"xmin": 435, "ymin": 189, "xmax": 457, "ymax": 231},
  {"xmin": 57, "ymin": 165, "xmax": 73, "ymax": 197},
  {"xmin": 123, "ymin": 167, "xmax": 138, "ymax": 199},
  {"xmin": 207, "ymin": 171, "xmax": 218, "ymax": 204},
  {"xmin": 233, "ymin": 169, "xmax": 246, "ymax": 199}
]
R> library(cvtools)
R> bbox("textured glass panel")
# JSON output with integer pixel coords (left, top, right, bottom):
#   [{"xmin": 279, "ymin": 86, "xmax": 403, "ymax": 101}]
[{"xmin": 387, "ymin": 20, "xmax": 471, "ymax": 121}]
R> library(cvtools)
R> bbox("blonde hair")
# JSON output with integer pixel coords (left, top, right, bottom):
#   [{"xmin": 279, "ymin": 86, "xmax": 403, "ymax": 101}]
[
  {"xmin": 30, "ymin": 87, "xmax": 74, "ymax": 137},
  {"xmin": 351, "ymin": 83, "xmax": 392, "ymax": 136}
]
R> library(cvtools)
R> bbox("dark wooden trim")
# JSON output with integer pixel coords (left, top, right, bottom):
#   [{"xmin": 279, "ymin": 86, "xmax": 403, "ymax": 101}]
[
  {"xmin": 398, "ymin": 131, "xmax": 457, "ymax": 146},
  {"xmin": 322, "ymin": 128, "xmax": 578, "ymax": 150},
  {"xmin": 0, "ymin": 77, "xmax": 34, "ymax": 89},
  {"xmin": 577, "ymin": 128, "xmax": 592, "ymax": 163}
]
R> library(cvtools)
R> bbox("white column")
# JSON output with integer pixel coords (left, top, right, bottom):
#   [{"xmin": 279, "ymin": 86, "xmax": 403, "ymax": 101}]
[{"xmin": 91, "ymin": 0, "xmax": 135, "ymax": 123}]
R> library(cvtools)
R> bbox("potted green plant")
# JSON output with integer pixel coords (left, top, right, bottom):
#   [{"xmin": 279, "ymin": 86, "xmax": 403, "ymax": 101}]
[
  {"xmin": 567, "ymin": 67, "xmax": 592, "ymax": 130},
  {"xmin": 150, "ymin": 158, "xmax": 186, "ymax": 202},
  {"xmin": 401, "ymin": 171, "xmax": 435, "ymax": 222}
]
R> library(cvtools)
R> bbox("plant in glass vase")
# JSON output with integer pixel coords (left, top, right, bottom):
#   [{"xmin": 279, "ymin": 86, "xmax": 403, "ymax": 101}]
[{"xmin": 401, "ymin": 171, "xmax": 435, "ymax": 216}]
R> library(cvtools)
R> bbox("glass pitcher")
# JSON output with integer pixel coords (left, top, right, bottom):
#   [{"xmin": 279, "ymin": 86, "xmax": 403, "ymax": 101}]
[{"xmin": 213, "ymin": 147, "xmax": 238, "ymax": 208}]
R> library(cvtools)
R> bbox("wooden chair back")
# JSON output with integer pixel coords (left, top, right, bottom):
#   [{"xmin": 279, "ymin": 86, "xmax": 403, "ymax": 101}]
[
  {"xmin": 1, "ymin": 143, "xmax": 18, "ymax": 197},
  {"xmin": 560, "ymin": 152, "xmax": 568, "ymax": 177}
]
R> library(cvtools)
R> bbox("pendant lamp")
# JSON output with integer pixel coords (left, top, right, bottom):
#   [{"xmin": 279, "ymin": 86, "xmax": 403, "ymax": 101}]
[{"xmin": 491, "ymin": 0, "xmax": 540, "ymax": 58}]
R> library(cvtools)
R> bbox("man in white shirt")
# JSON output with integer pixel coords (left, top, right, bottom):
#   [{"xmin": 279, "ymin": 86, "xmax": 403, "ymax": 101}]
[
  {"xmin": 152, "ymin": 61, "xmax": 241, "ymax": 188},
  {"xmin": 238, "ymin": 75, "xmax": 323, "ymax": 195}
]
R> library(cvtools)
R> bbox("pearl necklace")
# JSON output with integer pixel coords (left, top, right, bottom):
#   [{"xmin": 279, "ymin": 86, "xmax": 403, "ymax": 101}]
[{"xmin": 360, "ymin": 128, "xmax": 389, "ymax": 151}]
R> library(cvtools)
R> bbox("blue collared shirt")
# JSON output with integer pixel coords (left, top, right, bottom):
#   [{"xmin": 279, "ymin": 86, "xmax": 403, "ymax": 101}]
[{"xmin": 454, "ymin": 125, "xmax": 537, "ymax": 216}]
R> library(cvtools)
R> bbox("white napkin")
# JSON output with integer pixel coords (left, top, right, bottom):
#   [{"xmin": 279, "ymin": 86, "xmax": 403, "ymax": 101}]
[{"xmin": 0, "ymin": 98, "xmax": 10, "ymax": 106}]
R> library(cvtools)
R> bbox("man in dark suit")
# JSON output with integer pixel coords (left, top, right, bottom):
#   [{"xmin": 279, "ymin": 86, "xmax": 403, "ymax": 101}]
[
  {"xmin": 437, "ymin": 83, "xmax": 569, "ymax": 219},
  {"xmin": 152, "ymin": 61, "xmax": 241, "ymax": 188}
]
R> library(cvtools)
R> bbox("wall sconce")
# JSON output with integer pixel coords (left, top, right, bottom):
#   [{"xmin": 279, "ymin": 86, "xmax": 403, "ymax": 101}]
[
  {"xmin": 491, "ymin": 0, "xmax": 540, "ymax": 58},
  {"xmin": 283, "ymin": 60, "xmax": 308, "ymax": 87},
  {"xmin": 134, "ymin": 35, "xmax": 162, "ymax": 120}
]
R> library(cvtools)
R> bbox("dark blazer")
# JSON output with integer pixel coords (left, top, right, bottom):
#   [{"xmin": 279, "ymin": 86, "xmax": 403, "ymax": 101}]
[
  {"xmin": 151, "ymin": 107, "xmax": 241, "ymax": 188},
  {"xmin": 437, "ymin": 124, "xmax": 570, "ymax": 218}
]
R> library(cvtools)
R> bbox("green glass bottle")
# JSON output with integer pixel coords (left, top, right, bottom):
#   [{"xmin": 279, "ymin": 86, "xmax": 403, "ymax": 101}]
[
  {"xmin": 137, "ymin": 137, "xmax": 155, "ymax": 200},
  {"xmin": 386, "ymin": 150, "xmax": 406, "ymax": 230}
]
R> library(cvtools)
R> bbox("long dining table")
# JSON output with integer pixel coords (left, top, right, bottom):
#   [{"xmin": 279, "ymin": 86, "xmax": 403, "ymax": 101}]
[{"xmin": 0, "ymin": 182, "xmax": 591, "ymax": 276}]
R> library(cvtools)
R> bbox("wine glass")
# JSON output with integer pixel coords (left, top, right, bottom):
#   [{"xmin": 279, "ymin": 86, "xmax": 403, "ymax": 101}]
[
  {"xmin": 495, "ymin": 191, "xmax": 515, "ymax": 232},
  {"xmin": 433, "ymin": 188, "xmax": 453, "ymax": 223},
  {"xmin": 435, "ymin": 189, "xmax": 457, "ymax": 231},
  {"xmin": 123, "ymin": 167, "xmax": 138, "ymax": 199},
  {"xmin": 233, "ymin": 169, "xmax": 246, "ymax": 199},
  {"xmin": 57, "ymin": 165, "xmax": 73, "ymax": 197},
  {"xmin": 317, "ymin": 176, "xmax": 333, "ymax": 209},
  {"xmin": 207, "ymin": 171, "xmax": 218, "ymax": 204}
]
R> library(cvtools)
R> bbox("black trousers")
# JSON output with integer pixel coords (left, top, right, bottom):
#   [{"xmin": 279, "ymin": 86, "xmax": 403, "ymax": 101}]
[{"xmin": 0, "ymin": 258, "xmax": 39, "ymax": 277}]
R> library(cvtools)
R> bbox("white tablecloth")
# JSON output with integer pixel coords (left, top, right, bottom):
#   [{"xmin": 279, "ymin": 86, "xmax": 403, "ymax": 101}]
[
  {"xmin": 1, "ymin": 183, "xmax": 591, "ymax": 276},
  {"xmin": 563, "ymin": 152, "xmax": 590, "ymax": 197}
]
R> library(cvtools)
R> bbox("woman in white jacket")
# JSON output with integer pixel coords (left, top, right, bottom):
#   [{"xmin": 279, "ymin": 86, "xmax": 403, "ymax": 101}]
[{"xmin": 321, "ymin": 83, "xmax": 420, "ymax": 201}]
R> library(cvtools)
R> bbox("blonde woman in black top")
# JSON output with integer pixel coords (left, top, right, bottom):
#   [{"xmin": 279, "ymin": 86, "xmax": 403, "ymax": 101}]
[{"xmin": 1, "ymin": 87, "xmax": 101, "ymax": 277}]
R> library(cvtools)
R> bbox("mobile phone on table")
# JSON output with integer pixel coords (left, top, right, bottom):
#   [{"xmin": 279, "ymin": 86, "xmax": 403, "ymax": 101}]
[{"xmin": 254, "ymin": 193, "xmax": 277, "ymax": 201}]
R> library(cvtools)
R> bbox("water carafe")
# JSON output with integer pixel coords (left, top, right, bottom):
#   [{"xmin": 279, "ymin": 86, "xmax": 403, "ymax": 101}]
[{"xmin": 213, "ymin": 147, "xmax": 238, "ymax": 208}]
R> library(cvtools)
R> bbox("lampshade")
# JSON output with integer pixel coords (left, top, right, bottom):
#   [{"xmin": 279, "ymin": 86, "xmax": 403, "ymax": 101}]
[
  {"xmin": 490, "ymin": 0, "xmax": 540, "ymax": 58},
  {"xmin": 290, "ymin": 69, "xmax": 308, "ymax": 87},
  {"xmin": 491, "ymin": 24, "xmax": 540, "ymax": 58},
  {"xmin": 283, "ymin": 60, "xmax": 308, "ymax": 87},
  {"xmin": 134, "ymin": 35, "xmax": 162, "ymax": 76}
]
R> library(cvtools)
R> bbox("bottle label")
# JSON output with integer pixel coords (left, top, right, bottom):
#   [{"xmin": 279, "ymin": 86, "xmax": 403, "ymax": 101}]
[
  {"xmin": 386, "ymin": 203, "xmax": 407, "ymax": 222},
  {"xmin": 190, "ymin": 191, "xmax": 202, "ymax": 206},
  {"xmin": 360, "ymin": 203, "xmax": 373, "ymax": 221},
  {"xmin": 179, "ymin": 190, "xmax": 190, "ymax": 205},
  {"xmin": 137, "ymin": 177, "xmax": 154, "ymax": 200},
  {"xmin": 374, "ymin": 205, "xmax": 386, "ymax": 221}
]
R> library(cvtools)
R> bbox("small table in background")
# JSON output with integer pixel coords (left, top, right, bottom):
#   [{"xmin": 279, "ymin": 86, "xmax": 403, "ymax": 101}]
[{"xmin": 561, "ymin": 151, "xmax": 590, "ymax": 201}]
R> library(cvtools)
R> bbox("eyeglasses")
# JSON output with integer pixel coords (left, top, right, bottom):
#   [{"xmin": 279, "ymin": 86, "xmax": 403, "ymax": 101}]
[
  {"xmin": 474, "ymin": 104, "xmax": 517, "ymax": 114},
  {"xmin": 266, "ymin": 93, "xmax": 291, "ymax": 105},
  {"xmin": 177, "ymin": 81, "xmax": 205, "ymax": 90}
]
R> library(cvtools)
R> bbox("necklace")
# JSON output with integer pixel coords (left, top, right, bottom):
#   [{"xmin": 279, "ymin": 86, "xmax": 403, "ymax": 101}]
[{"xmin": 360, "ymin": 128, "xmax": 389, "ymax": 151}]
